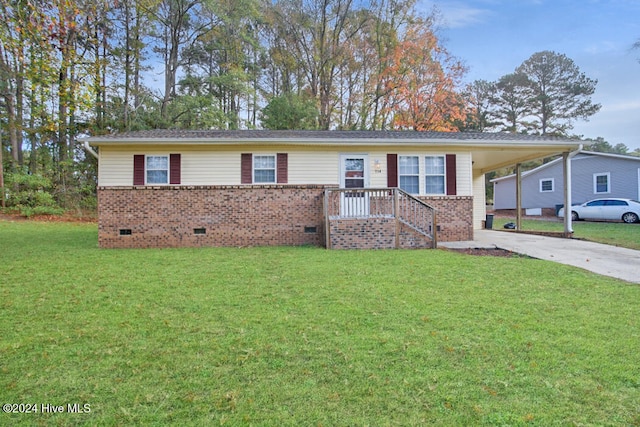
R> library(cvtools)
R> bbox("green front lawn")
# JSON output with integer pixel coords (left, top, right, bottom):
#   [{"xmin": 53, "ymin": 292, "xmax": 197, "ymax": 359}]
[
  {"xmin": 493, "ymin": 216, "xmax": 640, "ymax": 250},
  {"xmin": 1, "ymin": 220, "xmax": 639, "ymax": 426}
]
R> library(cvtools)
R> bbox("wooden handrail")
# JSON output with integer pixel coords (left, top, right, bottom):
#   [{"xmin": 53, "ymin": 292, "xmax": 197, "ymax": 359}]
[{"xmin": 324, "ymin": 187, "xmax": 437, "ymax": 248}]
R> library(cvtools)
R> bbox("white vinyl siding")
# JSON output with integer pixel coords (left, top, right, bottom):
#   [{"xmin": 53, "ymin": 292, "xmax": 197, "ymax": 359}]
[
  {"xmin": 369, "ymin": 155, "xmax": 388, "ymax": 188},
  {"xmin": 182, "ymin": 152, "xmax": 237, "ymax": 185},
  {"xmin": 99, "ymin": 147, "xmax": 339, "ymax": 186},
  {"xmin": 98, "ymin": 146, "xmax": 473, "ymax": 196},
  {"xmin": 455, "ymin": 152, "xmax": 473, "ymax": 197},
  {"xmin": 98, "ymin": 149, "xmax": 136, "ymax": 186},
  {"xmin": 287, "ymin": 152, "xmax": 338, "ymax": 185},
  {"xmin": 473, "ymin": 171, "xmax": 487, "ymax": 230}
]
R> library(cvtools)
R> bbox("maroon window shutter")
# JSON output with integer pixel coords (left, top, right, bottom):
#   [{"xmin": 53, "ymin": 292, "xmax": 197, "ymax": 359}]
[
  {"xmin": 241, "ymin": 153, "xmax": 252, "ymax": 184},
  {"xmin": 277, "ymin": 153, "xmax": 288, "ymax": 184},
  {"xmin": 170, "ymin": 153, "xmax": 181, "ymax": 184},
  {"xmin": 133, "ymin": 155, "xmax": 145, "ymax": 185},
  {"xmin": 446, "ymin": 154, "xmax": 457, "ymax": 195},
  {"xmin": 387, "ymin": 154, "xmax": 398, "ymax": 187}
]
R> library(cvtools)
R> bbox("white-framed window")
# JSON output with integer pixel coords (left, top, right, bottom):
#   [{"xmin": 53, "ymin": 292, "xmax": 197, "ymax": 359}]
[
  {"xmin": 398, "ymin": 156, "xmax": 419, "ymax": 194},
  {"xmin": 253, "ymin": 155, "xmax": 276, "ymax": 183},
  {"xmin": 425, "ymin": 155, "xmax": 445, "ymax": 194},
  {"xmin": 540, "ymin": 178, "xmax": 554, "ymax": 193},
  {"xmin": 146, "ymin": 155, "xmax": 169, "ymax": 184},
  {"xmin": 593, "ymin": 172, "xmax": 610, "ymax": 194}
]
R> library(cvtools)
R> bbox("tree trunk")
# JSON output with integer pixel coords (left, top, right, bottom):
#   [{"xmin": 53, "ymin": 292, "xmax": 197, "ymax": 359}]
[
  {"xmin": 58, "ymin": 64, "xmax": 69, "ymax": 163},
  {"xmin": 0, "ymin": 127, "xmax": 4, "ymax": 208},
  {"xmin": 123, "ymin": 1, "xmax": 132, "ymax": 129},
  {"xmin": 5, "ymin": 92, "xmax": 20, "ymax": 169},
  {"xmin": 133, "ymin": 9, "xmax": 142, "ymax": 114},
  {"xmin": 160, "ymin": 0, "xmax": 194, "ymax": 121},
  {"xmin": 28, "ymin": 88, "xmax": 37, "ymax": 174},
  {"xmin": 15, "ymin": 69, "xmax": 24, "ymax": 166}
]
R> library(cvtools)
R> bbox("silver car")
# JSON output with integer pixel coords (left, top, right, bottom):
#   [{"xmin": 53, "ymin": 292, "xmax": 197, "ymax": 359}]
[{"xmin": 559, "ymin": 198, "xmax": 640, "ymax": 223}]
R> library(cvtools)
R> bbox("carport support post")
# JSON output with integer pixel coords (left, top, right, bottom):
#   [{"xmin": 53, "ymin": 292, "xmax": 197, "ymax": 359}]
[
  {"xmin": 515, "ymin": 163, "xmax": 522, "ymax": 231},
  {"xmin": 563, "ymin": 151, "xmax": 573, "ymax": 234}
]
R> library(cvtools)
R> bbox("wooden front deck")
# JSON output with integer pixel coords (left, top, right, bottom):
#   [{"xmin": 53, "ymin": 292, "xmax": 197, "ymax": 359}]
[{"xmin": 324, "ymin": 188, "xmax": 437, "ymax": 249}]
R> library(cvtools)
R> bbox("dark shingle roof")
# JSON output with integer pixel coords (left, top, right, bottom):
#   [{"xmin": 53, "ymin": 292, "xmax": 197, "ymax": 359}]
[{"xmin": 87, "ymin": 129, "xmax": 578, "ymax": 143}]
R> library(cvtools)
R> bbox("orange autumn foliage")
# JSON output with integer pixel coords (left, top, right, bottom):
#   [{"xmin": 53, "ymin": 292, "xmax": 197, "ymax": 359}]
[{"xmin": 381, "ymin": 22, "xmax": 466, "ymax": 131}]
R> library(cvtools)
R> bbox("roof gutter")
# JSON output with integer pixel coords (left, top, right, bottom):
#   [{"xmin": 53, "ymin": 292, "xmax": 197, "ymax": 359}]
[{"xmin": 82, "ymin": 140, "xmax": 99, "ymax": 159}]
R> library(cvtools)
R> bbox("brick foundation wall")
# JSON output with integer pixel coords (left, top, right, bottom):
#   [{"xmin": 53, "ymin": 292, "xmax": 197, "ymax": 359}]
[
  {"xmin": 399, "ymin": 222, "xmax": 435, "ymax": 249},
  {"xmin": 420, "ymin": 196, "xmax": 473, "ymax": 242},
  {"xmin": 329, "ymin": 217, "xmax": 396, "ymax": 249},
  {"xmin": 328, "ymin": 218, "xmax": 438, "ymax": 250},
  {"xmin": 328, "ymin": 196, "xmax": 471, "ymax": 249},
  {"xmin": 98, "ymin": 185, "xmax": 329, "ymax": 249},
  {"xmin": 99, "ymin": 187, "xmax": 473, "ymax": 249}
]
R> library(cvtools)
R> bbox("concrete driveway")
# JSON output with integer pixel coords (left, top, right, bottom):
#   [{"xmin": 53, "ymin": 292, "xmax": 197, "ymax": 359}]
[{"xmin": 440, "ymin": 229, "xmax": 640, "ymax": 284}]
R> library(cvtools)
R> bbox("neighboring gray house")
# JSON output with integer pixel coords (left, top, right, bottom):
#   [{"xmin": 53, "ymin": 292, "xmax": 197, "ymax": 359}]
[{"xmin": 492, "ymin": 151, "xmax": 640, "ymax": 212}]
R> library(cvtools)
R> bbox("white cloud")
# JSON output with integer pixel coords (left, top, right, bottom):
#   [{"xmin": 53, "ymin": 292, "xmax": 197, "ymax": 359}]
[
  {"xmin": 600, "ymin": 100, "xmax": 640, "ymax": 114},
  {"xmin": 419, "ymin": 1, "xmax": 490, "ymax": 29},
  {"xmin": 584, "ymin": 41, "xmax": 625, "ymax": 55}
]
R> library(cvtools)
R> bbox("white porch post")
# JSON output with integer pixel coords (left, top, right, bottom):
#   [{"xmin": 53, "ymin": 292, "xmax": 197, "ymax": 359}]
[
  {"xmin": 563, "ymin": 151, "xmax": 573, "ymax": 234},
  {"xmin": 515, "ymin": 163, "xmax": 522, "ymax": 230}
]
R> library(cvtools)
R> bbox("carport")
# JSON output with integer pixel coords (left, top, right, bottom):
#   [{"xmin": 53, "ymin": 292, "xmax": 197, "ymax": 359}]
[{"xmin": 470, "ymin": 137, "xmax": 584, "ymax": 234}]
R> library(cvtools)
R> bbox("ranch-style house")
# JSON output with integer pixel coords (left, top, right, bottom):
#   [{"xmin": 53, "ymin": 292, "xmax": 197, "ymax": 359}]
[{"xmin": 82, "ymin": 130, "xmax": 582, "ymax": 249}]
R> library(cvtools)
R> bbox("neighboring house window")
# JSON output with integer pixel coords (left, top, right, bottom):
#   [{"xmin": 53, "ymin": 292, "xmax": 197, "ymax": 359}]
[
  {"xmin": 146, "ymin": 155, "xmax": 169, "ymax": 184},
  {"xmin": 253, "ymin": 155, "xmax": 276, "ymax": 183},
  {"xmin": 540, "ymin": 178, "xmax": 554, "ymax": 192},
  {"xmin": 425, "ymin": 155, "xmax": 445, "ymax": 194},
  {"xmin": 594, "ymin": 172, "xmax": 610, "ymax": 194},
  {"xmin": 398, "ymin": 156, "xmax": 419, "ymax": 194}
]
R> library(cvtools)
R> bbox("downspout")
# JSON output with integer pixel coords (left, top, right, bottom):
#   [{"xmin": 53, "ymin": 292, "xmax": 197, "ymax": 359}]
[
  {"xmin": 563, "ymin": 146, "xmax": 583, "ymax": 235},
  {"xmin": 83, "ymin": 140, "xmax": 99, "ymax": 160}
]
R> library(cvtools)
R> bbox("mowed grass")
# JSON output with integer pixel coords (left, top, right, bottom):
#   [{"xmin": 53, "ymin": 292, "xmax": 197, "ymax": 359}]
[
  {"xmin": 1, "ymin": 220, "xmax": 639, "ymax": 426},
  {"xmin": 493, "ymin": 217, "xmax": 640, "ymax": 250}
]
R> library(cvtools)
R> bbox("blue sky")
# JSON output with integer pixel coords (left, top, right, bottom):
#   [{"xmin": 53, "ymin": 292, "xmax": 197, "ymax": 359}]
[{"xmin": 420, "ymin": 0, "xmax": 640, "ymax": 150}]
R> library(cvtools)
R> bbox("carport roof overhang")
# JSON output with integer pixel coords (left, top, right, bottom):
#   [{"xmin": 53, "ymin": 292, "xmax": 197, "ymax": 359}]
[
  {"xmin": 83, "ymin": 130, "xmax": 583, "ymax": 173},
  {"xmin": 469, "ymin": 144, "xmax": 583, "ymax": 174}
]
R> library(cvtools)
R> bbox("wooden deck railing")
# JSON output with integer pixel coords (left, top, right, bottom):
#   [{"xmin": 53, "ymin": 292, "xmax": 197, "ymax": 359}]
[
  {"xmin": 324, "ymin": 188, "xmax": 437, "ymax": 248},
  {"xmin": 396, "ymin": 189, "xmax": 437, "ymax": 245}
]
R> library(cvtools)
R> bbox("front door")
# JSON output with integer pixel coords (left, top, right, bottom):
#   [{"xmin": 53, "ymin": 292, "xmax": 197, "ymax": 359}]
[{"xmin": 340, "ymin": 155, "xmax": 369, "ymax": 216}]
